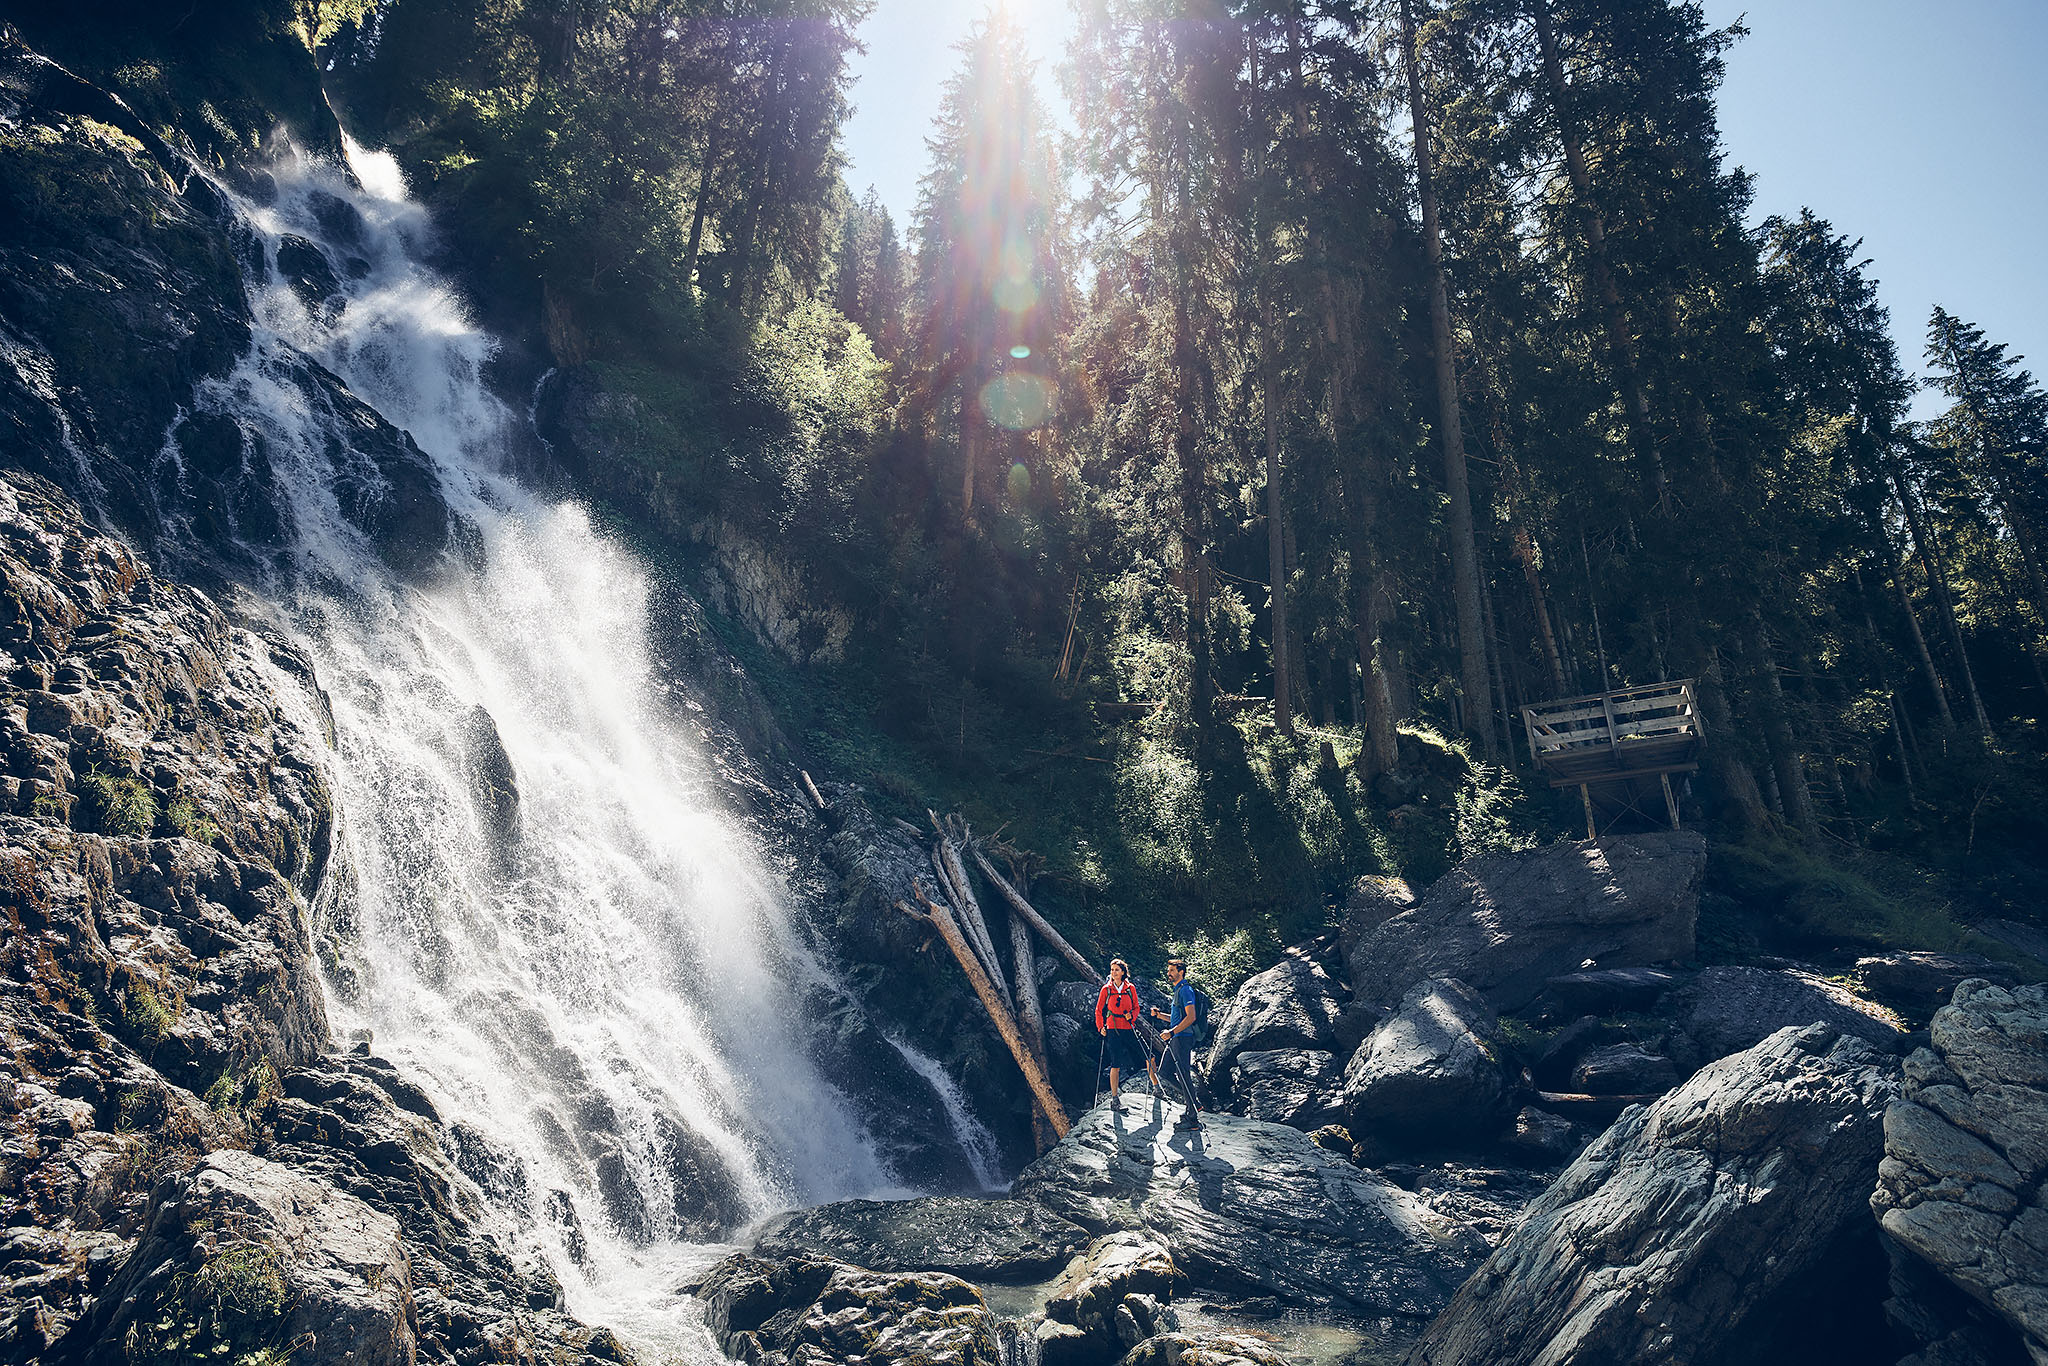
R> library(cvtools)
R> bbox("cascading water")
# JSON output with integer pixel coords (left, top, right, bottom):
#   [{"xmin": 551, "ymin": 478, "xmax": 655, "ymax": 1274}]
[{"xmin": 170, "ymin": 138, "xmax": 971, "ymax": 1353}]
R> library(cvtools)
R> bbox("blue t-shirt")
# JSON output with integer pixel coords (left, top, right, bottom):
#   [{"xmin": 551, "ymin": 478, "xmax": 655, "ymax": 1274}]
[{"xmin": 1172, "ymin": 981, "xmax": 1197, "ymax": 1035}]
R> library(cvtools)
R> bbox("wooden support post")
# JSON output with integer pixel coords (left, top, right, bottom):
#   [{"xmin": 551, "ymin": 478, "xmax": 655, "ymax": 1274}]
[
  {"xmin": 901, "ymin": 893, "xmax": 1069, "ymax": 1139},
  {"xmin": 1660, "ymin": 771, "xmax": 1680, "ymax": 831},
  {"xmin": 1581, "ymin": 783, "xmax": 1597, "ymax": 840}
]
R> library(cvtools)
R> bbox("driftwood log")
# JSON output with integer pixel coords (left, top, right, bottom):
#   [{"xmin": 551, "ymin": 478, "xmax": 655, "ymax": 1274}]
[
  {"xmin": 970, "ymin": 846, "xmax": 1166, "ymax": 1052},
  {"xmin": 932, "ymin": 813, "xmax": 1011, "ymax": 1009},
  {"xmin": 1006, "ymin": 885, "xmax": 1054, "ymax": 1152},
  {"xmin": 900, "ymin": 888, "xmax": 1069, "ymax": 1138}
]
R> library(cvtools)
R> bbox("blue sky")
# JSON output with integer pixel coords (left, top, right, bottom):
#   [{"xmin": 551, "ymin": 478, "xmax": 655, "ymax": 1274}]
[{"xmin": 840, "ymin": 2, "xmax": 2047, "ymax": 416}]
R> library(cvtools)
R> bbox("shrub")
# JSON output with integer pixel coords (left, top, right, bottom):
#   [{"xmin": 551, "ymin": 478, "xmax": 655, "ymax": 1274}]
[
  {"xmin": 77, "ymin": 768, "xmax": 155, "ymax": 837},
  {"xmin": 166, "ymin": 795, "xmax": 219, "ymax": 845},
  {"xmin": 124, "ymin": 982, "xmax": 178, "ymax": 1047}
]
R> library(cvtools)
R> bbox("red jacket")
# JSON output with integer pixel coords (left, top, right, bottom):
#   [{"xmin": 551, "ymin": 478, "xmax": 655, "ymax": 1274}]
[{"xmin": 1096, "ymin": 979, "xmax": 1141, "ymax": 1031}]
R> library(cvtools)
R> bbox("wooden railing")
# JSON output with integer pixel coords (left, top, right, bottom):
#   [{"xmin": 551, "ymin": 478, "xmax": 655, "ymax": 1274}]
[{"xmin": 1521, "ymin": 680, "xmax": 1701, "ymax": 766}]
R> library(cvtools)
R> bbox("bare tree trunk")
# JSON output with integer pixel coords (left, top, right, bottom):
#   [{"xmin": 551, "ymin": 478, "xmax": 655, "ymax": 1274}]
[
  {"xmin": 683, "ymin": 119, "xmax": 723, "ymax": 288},
  {"xmin": 1698, "ymin": 662, "xmax": 1767, "ymax": 828},
  {"xmin": 1401, "ymin": 0, "xmax": 1493, "ymax": 756},
  {"xmin": 1262, "ymin": 293, "xmax": 1295, "ymax": 736},
  {"xmin": 1750, "ymin": 619, "xmax": 1817, "ymax": 835},
  {"xmin": 901, "ymin": 895, "xmax": 1067, "ymax": 1139},
  {"xmin": 930, "ymin": 819, "xmax": 1010, "ymax": 1009},
  {"xmin": 1888, "ymin": 460, "xmax": 1990, "ymax": 735},
  {"xmin": 1515, "ymin": 527, "xmax": 1567, "ymax": 693},
  {"xmin": 1529, "ymin": 0, "xmax": 1665, "ymax": 506},
  {"xmin": 1884, "ymin": 536, "xmax": 1955, "ymax": 729}
]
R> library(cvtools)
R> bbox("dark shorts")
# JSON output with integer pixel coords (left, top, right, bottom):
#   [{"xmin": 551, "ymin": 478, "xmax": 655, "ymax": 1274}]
[{"xmin": 1103, "ymin": 1027, "xmax": 1146, "ymax": 1072}]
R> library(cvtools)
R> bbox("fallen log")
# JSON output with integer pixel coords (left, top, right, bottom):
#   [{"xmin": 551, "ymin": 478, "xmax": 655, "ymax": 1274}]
[
  {"xmin": 900, "ymin": 890, "xmax": 1069, "ymax": 1139},
  {"xmin": 1010, "ymin": 909, "xmax": 1054, "ymax": 1154},
  {"xmin": 932, "ymin": 813, "xmax": 1010, "ymax": 1008},
  {"xmin": 970, "ymin": 845, "xmax": 1165, "ymax": 1052},
  {"xmin": 927, "ymin": 844, "xmax": 1009, "ymax": 1011},
  {"xmin": 1533, "ymin": 1090, "xmax": 1666, "ymax": 1126}
]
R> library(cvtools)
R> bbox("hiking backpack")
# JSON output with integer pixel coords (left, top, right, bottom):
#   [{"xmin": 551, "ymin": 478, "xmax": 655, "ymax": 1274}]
[{"xmin": 1187, "ymin": 987, "xmax": 1215, "ymax": 1047}]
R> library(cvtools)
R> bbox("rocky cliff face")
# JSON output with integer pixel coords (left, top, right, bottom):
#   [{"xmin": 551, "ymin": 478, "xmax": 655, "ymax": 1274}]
[{"xmin": 0, "ymin": 471, "xmax": 605, "ymax": 1363}]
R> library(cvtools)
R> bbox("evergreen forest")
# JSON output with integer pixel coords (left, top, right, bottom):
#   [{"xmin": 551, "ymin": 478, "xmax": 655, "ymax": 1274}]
[{"xmin": 15, "ymin": 0, "xmax": 2048, "ymax": 989}]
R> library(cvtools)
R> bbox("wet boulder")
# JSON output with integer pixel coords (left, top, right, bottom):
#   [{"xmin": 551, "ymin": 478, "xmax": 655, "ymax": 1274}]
[
  {"xmin": 1409, "ymin": 1024, "xmax": 1899, "ymax": 1366},
  {"xmin": 289, "ymin": 358, "xmax": 453, "ymax": 579},
  {"xmin": 1664, "ymin": 965, "xmax": 1904, "ymax": 1071},
  {"xmin": 1115, "ymin": 1332, "xmax": 1287, "ymax": 1366},
  {"xmin": 1342, "ymin": 978, "xmax": 1514, "ymax": 1150},
  {"xmin": 1040, "ymin": 1231, "xmax": 1185, "ymax": 1363},
  {"xmin": 455, "ymin": 704, "xmax": 520, "ymax": 854},
  {"xmin": 275, "ymin": 234, "xmax": 340, "ymax": 308},
  {"xmin": 1013, "ymin": 1109, "xmax": 1486, "ymax": 1321},
  {"xmin": 1872, "ymin": 981, "xmax": 2048, "ymax": 1366},
  {"xmin": 753, "ymin": 1196, "xmax": 1087, "ymax": 1281},
  {"xmin": 1229, "ymin": 1049, "xmax": 1345, "ymax": 1130},
  {"xmin": 690, "ymin": 1253, "xmax": 1001, "ymax": 1366},
  {"xmin": 1202, "ymin": 954, "xmax": 1346, "ymax": 1085},
  {"xmin": 1344, "ymin": 834, "xmax": 1704, "ymax": 1012}
]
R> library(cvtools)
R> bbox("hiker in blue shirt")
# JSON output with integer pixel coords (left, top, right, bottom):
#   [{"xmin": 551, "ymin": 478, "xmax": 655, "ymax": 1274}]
[{"xmin": 1151, "ymin": 958, "xmax": 1204, "ymax": 1131}]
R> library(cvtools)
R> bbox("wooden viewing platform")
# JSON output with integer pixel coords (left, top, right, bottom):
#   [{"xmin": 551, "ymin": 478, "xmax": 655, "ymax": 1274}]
[{"xmin": 1521, "ymin": 681, "xmax": 1703, "ymax": 838}]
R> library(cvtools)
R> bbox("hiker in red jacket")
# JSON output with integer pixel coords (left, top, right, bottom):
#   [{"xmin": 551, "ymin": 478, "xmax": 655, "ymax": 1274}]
[{"xmin": 1095, "ymin": 958, "xmax": 1158, "ymax": 1112}]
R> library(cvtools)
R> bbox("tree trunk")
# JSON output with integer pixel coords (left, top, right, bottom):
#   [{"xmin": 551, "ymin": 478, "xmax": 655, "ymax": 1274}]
[
  {"xmin": 901, "ymin": 896, "xmax": 1068, "ymax": 1139},
  {"xmin": 1263, "ymin": 293, "xmax": 1294, "ymax": 736},
  {"xmin": 683, "ymin": 87, "xmax": 726, "ymax": 288},
  {"xmin": 1529, "ymin": 0, "xmax": 1665, "ymax": 506},
  {"xmin": 1750, "ymin": 619, "xmax": 1817, "ymax": 835},
  {"xmin": 1888, "ymin": 459, "xmax": 1990, "ymax": 735},
  {"xmin": 1696, "ymin": 666, "xmax": 1767, "ymax": 829},
  {"xmin": 1884, "ymin": 535, "xmax": 1955, "ymax": 729},
  {"xmin": 1401, "ymin": 0, "xmax": 1493, "ymax": 756},
  {"xmin": 1515, "ymin": 527, "xmax": 1567, "ymax": 693}
]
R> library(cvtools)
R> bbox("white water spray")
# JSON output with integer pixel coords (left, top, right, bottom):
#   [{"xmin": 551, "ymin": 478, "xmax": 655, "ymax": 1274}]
[{"xmin": 183, "ymin": 138, "xmax": 972, "ymax": 1352}]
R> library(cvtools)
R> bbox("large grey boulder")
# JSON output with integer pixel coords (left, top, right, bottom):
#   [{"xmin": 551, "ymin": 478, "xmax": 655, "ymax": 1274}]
[
  {"xmin": 1342, "ymin": 978, "xmax": 1513, "ymax": 1149},
  {"xmin": 1872, "ymin": 980, "xmax": 2048, "ymax": 1366},
  {"xmin": 1408, "ymin": 1024, "xmax": 1899, "ymax": 1366},
  {"xmin": 1039, "ymin": 1231, "xmax": 1185, "ymax": 1364},
  {"xmin": 1202, "ymin": 955, "xmax": 1346, "ymax": 1085},
  {"xmin": 753, "ymin": 1196, "xmax": 1087, "ymax": 1281},
  {"xmin": 1345, "ymin": 834, "xmax": 1704, "ymax": 1011},
  {"xmin": 1230, "ymin": 1049, "xmax": 1346, "ymax": 1130},
  {"xmin": 1664, "ymin": 965, "xmax": 1904, "ymax": 1071},
  {"xmin": 50, "ymin": 1150, "xmax": 415, "ymax": 1366},
  {"xmin": 691, "ymin": 1253, "xmax": 1000, "ymax": 1366},
  {"xmin": 1116, "ymin": 1331, "xmax": 1288, "ymax": 1366},
  {"xmin": 1012, "ymin": 1108, "xmax": 1486, "ymax": 1320}
]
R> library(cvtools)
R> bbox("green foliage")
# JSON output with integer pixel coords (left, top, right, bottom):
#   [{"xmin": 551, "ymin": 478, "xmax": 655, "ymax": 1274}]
[
  {"xmin": 127, "ymin": 1244, "xmax": 290, "ymax": 1365},
  {"xmin": 77, "ymin": 768, "xmax": 156, "ymax": 838},
  {"xmin": 166, "ymin": 796, "xmax": 220, "ymax": 846},
  {"xmin": 205, "ymin": 1060, "xmax": 281, "ymax": 1113},
  {"xmin": 123, "ymin": 982, "xmax": 179, "ymax": 1048}
]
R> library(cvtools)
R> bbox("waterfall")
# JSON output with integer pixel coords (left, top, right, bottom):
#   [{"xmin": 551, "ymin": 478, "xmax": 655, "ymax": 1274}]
[{"xmin": 176, "ymin": 137, "xmax": 967, "ymax": 1352}]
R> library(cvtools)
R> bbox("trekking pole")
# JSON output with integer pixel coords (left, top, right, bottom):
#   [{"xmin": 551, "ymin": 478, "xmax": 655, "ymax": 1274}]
[{"xmin": 1092, "ymin": 1033, "xmax": 1106, "ymax": 1110}]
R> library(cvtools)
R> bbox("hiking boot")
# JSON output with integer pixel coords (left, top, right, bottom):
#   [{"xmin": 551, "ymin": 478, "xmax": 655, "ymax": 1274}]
[{"xmin": 1174, "ymin": 1109, "xmax": 1201, "ymax": 1131}]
